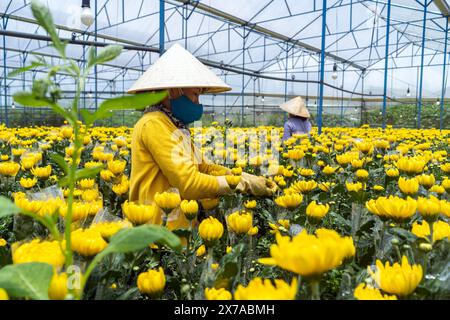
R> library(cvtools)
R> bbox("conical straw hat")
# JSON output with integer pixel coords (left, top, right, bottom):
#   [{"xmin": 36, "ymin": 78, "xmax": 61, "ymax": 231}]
[
  {"xmin": 279, "ymin": 96, "xmax": 310, "ymax": 118},
  {"xmin": 127, "ymin": 43, "xmax": 231, "ymax": 94}
]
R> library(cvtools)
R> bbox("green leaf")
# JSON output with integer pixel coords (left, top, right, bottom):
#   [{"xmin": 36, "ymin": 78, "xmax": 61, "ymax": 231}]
[
  {"xmin": 214, "ymin": 244, "xmax": 244, "ymax": 289},
  {"xmin": 172, "ymin": 228, "xmax": 191, "ymax": 239},
  {"xmin": 389, "ymin": 227, "xmax": 419, "ymax": 243},
  {"xmin": 8, "ymin": 61, "xmax": 46, "ymax": 78},
  {"xmin": 49, "ymin": 153, "xmax": 69, "ymax": 175},
  {"xmin": 58, "ymin": 165, "xmax": 104, "ymax": 187},
  {"xmin": 94, "ymin": 91, "xmax": 168, "ymax": 121},
  {"xmin": 102, "ymin": 225, "xmax": 182, "ymax": 255},
  {"xmin": 30, "ymin": 0, "xmax": 65, "ymax": 57},
  {"xmin": 87, "ymin": 45, "xmax": 123, "ymax": 69},
  {"xmin": 13, "ymin": 92, "xmax": 74, "ymax": 123},
  {"xmin": 13, "ymin": 91, "xmax": 51, "ymax": 107},
  {"xmin": 48, "ymin": 103, "xmax": 75, "ymax": 123},
  {"xmin": 0, "ymin": 196, "xmax": 22, "ymax": 219},
  {"xmin": 80, "ymin": 109, "xmax": 96, "ymax": 127},
  {"xmin": 0, "ymin": 262, "xmax": 53, "ymax": 300},
  {"xmin": 75, "ymin": 165, "xmax": 104, "ymax": 180}
]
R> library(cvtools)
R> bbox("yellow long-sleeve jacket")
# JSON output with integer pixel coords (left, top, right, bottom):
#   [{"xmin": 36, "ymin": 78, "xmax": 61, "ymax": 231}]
[{"xmin": 130, "ymin": 111, "xmax": 230, "ymax": 228}]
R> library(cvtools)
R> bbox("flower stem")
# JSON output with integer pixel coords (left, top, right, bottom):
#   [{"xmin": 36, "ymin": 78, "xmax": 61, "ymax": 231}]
[
  {"xmin": 429, "ymin": 221, "xmax": 434, "ymax": 245},
  {"xmin": 310, "ymin": 279, "xmax": 320, "ymax": 300},
  {"xmin": 186, "ymin": 220, "xmax": 192, "ymax": 257}
]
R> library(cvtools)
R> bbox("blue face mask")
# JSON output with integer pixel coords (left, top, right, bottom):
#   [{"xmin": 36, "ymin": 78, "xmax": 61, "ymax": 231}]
[{"xmin": 170, "ymin": 95, "xmax": 204, "ymax": 125}]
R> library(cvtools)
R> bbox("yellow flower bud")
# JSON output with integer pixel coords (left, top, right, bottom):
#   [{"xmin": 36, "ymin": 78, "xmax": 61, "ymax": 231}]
[
  {"xmin": 196, "ymin": 244, "xmax": 206, "ymax": 257},
  {"xmin": 122, "ymin": 201, "xmax": 159, "ymax": 225},
  {"xmin": 204, "ymin": 287, "xmax": 232, "ymax": 300},
  {"xmin": 275, "ymin": 193, "xmax": 303, "ymax": 210},
  {"xmin": 244, "ymin": 200, "xmax": 257, "ymax": 209},
  {"xmin": 48, "ymin": 272, "xmax": 68, "ymax": 300},
  {"xmin": 198, "ymin": 217, "xmax": 224, "ymax": 245},
  {"xmin": 31, "ymin": 165, "xmax": 52, "ymax": 179},
  {"xmin": 0, "ymin": 288, "xmax": 9, "ymax": 300},
  {"xmin": 225, "ymin": 175, "xmax": 241, "ymax": 189},
  {"xmin": 154, "ymin": 191, "xmax": 181, "ymax": 212},
  {"xmin": 356, "ymin": 169, "xmax": 369, "ymax": 181},
  {"xmin": 247, "ymin": 226, "xmax": 258, "ymax": 236},
  {"xmin": 419, "ymin": 243, "xmax": 433, "ymax": 252},
  {"xmin": 137, "ymin": 267, "xmax": 166, "ymax": 297},
  {"xmin": 306, "ymin": 201, "xmax": 330, "ymax": 221},
  {"xmin": 107, "ymin": 160, "xmax": 126, "ymax": 175},
  {"xmin": 367, "ymin": 256, "xmax": 422, "ymax": 297},
  {"xmin": 19, "ymin": 177, "xmax": 37, "ymax": 189},
  {"xmin": 227, "ymin": 211, "xmax": 253, "ymax": 235},
  {"xmin": 71, "ymin": 228, "xmax": 107, "ymax": 257},
  {"xmin": 180, "ymin": 200, "xmax": 199, "ymax": 220}
]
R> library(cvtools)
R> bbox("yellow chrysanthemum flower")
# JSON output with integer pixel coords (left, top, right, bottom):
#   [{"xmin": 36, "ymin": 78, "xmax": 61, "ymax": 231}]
[
  {"xmin": 227, "ymin": 211, "xmax": 253, "ymax": 235},
  {"xmin": 154, "ymin": 191, "xmax": 181, "ymax": 212},
  {"xmin": 353, "ymin": 283, "xmax": 397, "ymax": 300},
  {"xmin": 180, "ymin": 200, "xmax": 199, "ymax": 220},
  {"xmin": 122, "ymin": 201, "xmax": 159, "ymax": 225},
  {"xmin": 198, "ymin": 217, "xmax": 224, "ymax": 245},
  {"xmin": 137, "ymin": 267, "xmax": 166, "ymax": 297},
  {"xmin": 306, "ymin": 201, "xmax": 330, "ymax": 220},
  {"xmin": 234, "ymin": 277, "xmax": 297, "ymax": 300},
  {"xmin": 366, "ymin": 196, "xmax": 417, "ymax": 222},
  {"xmin": 204, "ymin": 287, "xmax": 232, "ymax": 300},
  {"xmin": 398, "ymin": 177, "xmax": 419, "ymax": 195},
  {"xmin": 70, "ymin": 228, "xmax": 108, "ymax": 257},
  {"xmin": 275, "ymin": 193, "xmax": 303, "ymax": 209},
  {"xmin": 368, "ymin": 256, "xmax": 422, "ymax": 297},
  {"xmin": 259, "ymin": 229, "xmax": 355, "ymax": 277},
  {"xmin": 411, "ymin": 220, "xmax": 450, "ymax": 243},
  {"xmin": 416, "ymin": 196, "xmax": 441, "ymax": 220},
  {"xmin": 290, "ymin": 180, "xmax": 317, "ymax": 194},
  {"xmin": 12, "ymin": 239, "xmax": 65, "ymax": 268}
]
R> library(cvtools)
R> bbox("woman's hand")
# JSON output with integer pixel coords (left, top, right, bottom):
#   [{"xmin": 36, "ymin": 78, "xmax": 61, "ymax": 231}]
[{"xmin": 236, "ymin": 172, "xmax": 278, "ymax": 197}]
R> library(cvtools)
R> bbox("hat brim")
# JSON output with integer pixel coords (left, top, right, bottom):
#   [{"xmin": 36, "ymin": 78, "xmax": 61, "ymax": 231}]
[
  {"xmin": 127, "ymin": 43, "xmax": 232, "ymax": 94},
  {"xmin": 128, "ymin": 84, "xmax": 231, "ymax": 94},
  {"xmin": 279, "ymin": 97, "xmax": 310, "ymax": 118}
]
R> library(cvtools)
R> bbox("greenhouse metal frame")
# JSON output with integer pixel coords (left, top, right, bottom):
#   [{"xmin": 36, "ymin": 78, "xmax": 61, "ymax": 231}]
[{"xmin": 0, "ymin": 0, "xmax": 449, "ymax": 131}]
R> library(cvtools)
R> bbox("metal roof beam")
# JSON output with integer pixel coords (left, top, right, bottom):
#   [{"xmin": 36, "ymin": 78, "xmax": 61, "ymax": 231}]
[
  {"xmin": 433, "ymin": 0, "xmax": 450, "ymax": 15},
  {"xmin": 172, "ymin": 0, "xmax": 366, "ymax": 71}
]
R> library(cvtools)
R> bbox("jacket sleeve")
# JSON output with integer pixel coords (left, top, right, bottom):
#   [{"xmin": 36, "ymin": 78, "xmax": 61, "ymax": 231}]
[
  {"xmin": 141, "ymin": 118, "xmax": 230, "ymax": 199},
  {"xmin": 282, "ymin": 121, "xmax": 291, "ymax": 141},
  {"xmin": 306, "ymin": 120, "xmax": 312, "ymax": 133},
  {"xmin": 199, "ymin": 162, "xmax": 232, "ymax": 175}
]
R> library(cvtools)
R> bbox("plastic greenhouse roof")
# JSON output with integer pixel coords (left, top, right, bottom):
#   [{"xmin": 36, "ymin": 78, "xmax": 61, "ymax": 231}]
[{"xmin": 1, "ymin": 0, "xmax": 450, "ymax": 103}]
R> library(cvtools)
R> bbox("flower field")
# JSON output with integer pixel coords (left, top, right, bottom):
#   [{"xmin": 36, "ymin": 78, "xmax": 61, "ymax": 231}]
[{"xmin": 0, "ymin": 123, "xmax": 449, "ymax": 300}]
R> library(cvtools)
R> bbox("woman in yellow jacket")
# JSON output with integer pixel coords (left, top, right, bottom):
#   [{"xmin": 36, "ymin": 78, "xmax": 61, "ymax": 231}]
[{"xmin": 128, "ymin": 43, "xmax": 276, "ymax": 229}]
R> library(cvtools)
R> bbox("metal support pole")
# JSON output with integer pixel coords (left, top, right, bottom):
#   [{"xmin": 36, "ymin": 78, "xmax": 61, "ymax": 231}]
[
  {"xmin": 417, "ymin": 0, "xmax": 429, "ymax": 129},
  {"xmin": 317, "ymin": 0, "xmax": 327, "ymax": 134},
  {"xmin": 241, "ymin": 27, "xmax": 245, "ymax": 126},
  {"xmin": 94, "ymin": 0, "xmax": 98, "ymax": 111},
  {"xmin": 440, "ymin": 19, "xmax": 448, "ymax": 131},
  {"xmin": 212, "ymin": 94, "xmax": 215, "ymax": 122},
  {"xmin": 284, "ymin": 42, "xmax": 288, "ymax": 124},
  {"xmin": 224, "ymin": 74, "xmax": 227, "ymax": 122},
  {"xmin": 306, "ymin": 72, "xmax": 309, "ymax": 105},
  {"xmin": 2, "ymin": 17, "xmax": 8, "ymax": 126},
  {"xmin": 340, "ymin": 65, "xmax": 345, "ymax": 126},
  {"xmin": 382, "ymin": 0, "xmax": 391, "ymax": 130},
  {"xmin": 184, "ymin": 4, "xmax": 188, "ymax": 49},
  {"xmin": 361, "ymin": 71, "xmax": 365, "ymax": 126},
  {"xmin": 82, "ymin": 34, "xmax": 86, "ymax": 111},
  {"xmin": 160, "ymin": 0, "xmax": 165, "ymax": 55}
]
